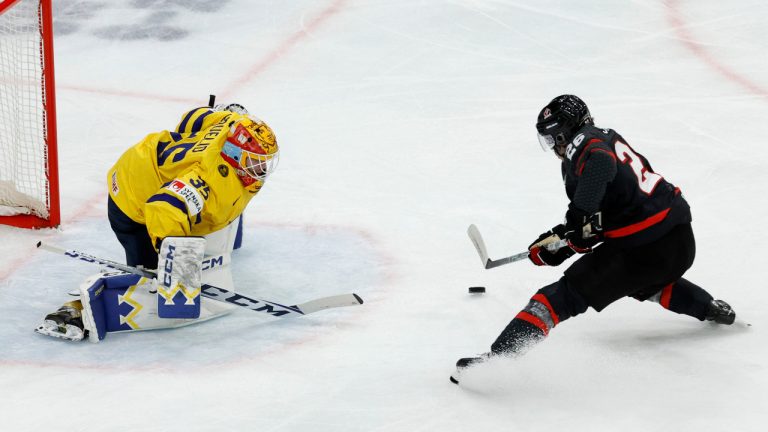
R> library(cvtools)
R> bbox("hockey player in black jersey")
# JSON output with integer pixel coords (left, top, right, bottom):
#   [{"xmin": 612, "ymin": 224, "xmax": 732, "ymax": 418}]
[{"xmin": 452, "ymin": 95, "xmax": 736, "ymax": 384}]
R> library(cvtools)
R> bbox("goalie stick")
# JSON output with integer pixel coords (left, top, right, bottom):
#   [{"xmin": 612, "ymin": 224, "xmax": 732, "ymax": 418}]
[
  {"xmin": 467, "ymin": 224, "xmax": 568, "ymax": 269},
  {"xmin": 36, "ymin": 242, "xmax": 363, "ymax": 318}
]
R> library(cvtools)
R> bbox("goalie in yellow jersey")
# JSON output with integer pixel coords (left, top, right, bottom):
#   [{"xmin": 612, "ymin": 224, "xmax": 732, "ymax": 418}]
[
  {"xmin": 107, "ymin": 102, "xmax": 279, "ymax": 270},
  {"xmin": 35, "ymin": 102, "xmax": 280, "ymax": 342}
]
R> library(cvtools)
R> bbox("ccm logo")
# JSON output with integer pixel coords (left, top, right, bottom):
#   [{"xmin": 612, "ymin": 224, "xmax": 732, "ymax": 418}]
[
  {"xmin": 202, "ymin": 255, "xmax": 223, "ymax": 271},
  {"xmin": 162, "ymin": 245, "xmax": 175, "ymax": 287}
]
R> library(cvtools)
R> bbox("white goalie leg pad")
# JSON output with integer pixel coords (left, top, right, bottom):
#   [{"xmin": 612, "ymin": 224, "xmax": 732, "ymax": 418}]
[
  {"xmin": 157, "ymin": 236, "xmax": 205, "ymax": 319},
  {"xmin": 202, "ymin": 218, "xmax": 240, "ymax": 292},
  {"xmin": 78, "ymin": 272, "xmax": 234, "ymax": 343},
  {"xmin": 204, "ymin": 218, "xmax": 239, "ymax": 255},
  {"xmin": 202, "ymin": 253, "xmax": 234, "ymax": 292}
]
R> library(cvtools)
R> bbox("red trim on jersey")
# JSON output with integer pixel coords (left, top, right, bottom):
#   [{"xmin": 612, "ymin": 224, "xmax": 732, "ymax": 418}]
[
  {"xmin": 591, "ymin": 148, "xmax": 616, "ymax": 160},
  {"xmin": 532, "ymin": 293, "xmax": 560, "ymax": 326},
  {"xmin": 604, "ymin": 207, "xmax": 671, "ymax": 238},
  {"xmin": 659, "ymin": 283, "xmax": 674, "ymax": 309},
  {"xmin": 515, "ymin": 311, "xmax": 549, "ymax": 336},
  {"xmin": 577, "ymin": 147, "xmax": 617, "ymax": 176},
  {"xmin": 575, "ymin": 139, "xmax": 606, "ymax": 175},
  {"xmin": 603, "ymin": 188, "xmax": 680, "ymax": 239}
]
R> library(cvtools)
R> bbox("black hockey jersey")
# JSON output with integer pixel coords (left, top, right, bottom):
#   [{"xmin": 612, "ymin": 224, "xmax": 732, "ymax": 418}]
[{"xmin": 562, "ymin": 125, "xmax": 691, "ymax": 248}]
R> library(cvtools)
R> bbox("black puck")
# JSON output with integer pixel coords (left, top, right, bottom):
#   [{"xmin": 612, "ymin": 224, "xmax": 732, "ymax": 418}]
[{"xmin": 468, "ymin": 286, "xmax": 486, "ymax": 294}]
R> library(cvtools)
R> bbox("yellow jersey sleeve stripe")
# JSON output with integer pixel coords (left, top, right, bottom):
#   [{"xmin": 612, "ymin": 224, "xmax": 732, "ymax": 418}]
[{"xmin": 147, "ymin": 193, "xmax": 188, "ymax": 216}]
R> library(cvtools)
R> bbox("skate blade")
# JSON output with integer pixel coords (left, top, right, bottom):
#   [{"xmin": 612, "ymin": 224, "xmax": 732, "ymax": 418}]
[{"xmin": 34, "ymin": 325, "xmax": 84, "ymax": 341}]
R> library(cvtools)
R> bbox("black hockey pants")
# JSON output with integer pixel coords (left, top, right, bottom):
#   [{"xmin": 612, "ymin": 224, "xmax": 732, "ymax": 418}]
[
  {"xmin": 107, "ymin": 197, "xmax": 158, "ymax": 270},
  {"xmin": 565, "ymin": 222, "xmax": 699, "ymax": 312},
  {"xmin": 491, "ymin": 222, "xmax": 714, "ymax": 356}
]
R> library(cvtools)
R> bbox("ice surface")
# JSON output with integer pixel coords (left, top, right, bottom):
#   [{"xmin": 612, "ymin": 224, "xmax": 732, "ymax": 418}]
[{"xmin": 1, "ymin": 1, "xmax": 766, "ymax": 431}]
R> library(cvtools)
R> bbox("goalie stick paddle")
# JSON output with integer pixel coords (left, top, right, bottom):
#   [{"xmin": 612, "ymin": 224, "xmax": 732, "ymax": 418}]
[
  {"xmin": 467, "ymin": 224, "xmax": 567, "ymax": 269},
  {"xmin": 36, "ymin": 242, "xmax": 363, "ymax": 318}
]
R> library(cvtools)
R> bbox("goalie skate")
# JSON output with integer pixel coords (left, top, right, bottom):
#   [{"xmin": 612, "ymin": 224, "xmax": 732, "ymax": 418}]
[{"xmin": 34, "ymin": 305, "xmax": 85, "ymax": 341}]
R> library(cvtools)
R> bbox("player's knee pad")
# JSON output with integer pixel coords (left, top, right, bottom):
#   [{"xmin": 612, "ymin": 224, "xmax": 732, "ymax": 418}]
[{"xmin": 78, "ymin": 272, "xmax": 234, "ymax": 343}]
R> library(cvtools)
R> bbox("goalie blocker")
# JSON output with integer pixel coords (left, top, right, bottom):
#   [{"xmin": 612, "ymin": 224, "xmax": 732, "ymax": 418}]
[{"xmin": 157, "ymin": 236, "xmax": 205, "ymax": 318}]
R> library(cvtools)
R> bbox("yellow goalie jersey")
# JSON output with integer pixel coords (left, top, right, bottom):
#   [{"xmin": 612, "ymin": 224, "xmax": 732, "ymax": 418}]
[{"xmin": 107, "ymin": 107, "xmax": 265, "ymax": 248}]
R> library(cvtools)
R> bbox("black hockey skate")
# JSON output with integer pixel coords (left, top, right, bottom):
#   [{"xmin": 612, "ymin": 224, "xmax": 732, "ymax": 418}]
[
  {"xmin": 450, "ymin": 354, "xmax": 489, "ymax": 385},
  {"xmin": 704, "ymin": 299, "xmax": 735, "ymax": 325},
  {"xmin": 34, "ymin": 305, "xmax": 86, "ymax": 341}
]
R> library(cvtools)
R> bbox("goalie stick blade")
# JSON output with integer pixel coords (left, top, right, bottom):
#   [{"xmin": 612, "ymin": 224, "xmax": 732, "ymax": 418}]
[
  {"xmin": 467, "ymin": 224, "xmax": 492, "ymax": 269},
  {"xmin": 200, "ymin": 286, "xmax": 364, "ymax": 318},
  {"xmin": 293, "ymin": 293, "xmax": 364, "ymax": 314}
]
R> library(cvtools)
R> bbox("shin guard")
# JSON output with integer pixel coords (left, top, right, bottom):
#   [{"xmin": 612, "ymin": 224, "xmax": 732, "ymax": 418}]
[
  {"xmin": 79, "ymin": 272, "xmax": 234, "ymax": 342},
  {"xmin": 648, "ymin": 278, "xmax": 713, "ymax": 321},
  {"xmin": 491, "ymin": 278, "xmax": 588, "ymax": 356}
]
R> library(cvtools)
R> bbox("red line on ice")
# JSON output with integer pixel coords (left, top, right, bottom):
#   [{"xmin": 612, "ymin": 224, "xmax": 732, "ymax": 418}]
[
  {"xmin": 220, "ymin": 0, "xmax": 348, "ymax": 99},
  {"xmin": 56, "ymin": 0, "xmax": 348, "ymax": 104},
  {"xmin": 664, "ymin": 0, "xmax": 768, "ymax": 100}
]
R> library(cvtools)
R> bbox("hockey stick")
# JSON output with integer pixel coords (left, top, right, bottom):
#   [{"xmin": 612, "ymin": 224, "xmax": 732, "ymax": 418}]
[
  {"xmin": 36, "ymin": 242, "xmax": 363, "ymax": 318},
  {"xmin": 467, "ymin": 224, "xmax": 568, "ymax": 269}
]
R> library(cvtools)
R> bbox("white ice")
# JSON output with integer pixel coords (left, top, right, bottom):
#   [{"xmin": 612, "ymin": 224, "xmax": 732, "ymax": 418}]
[{"xmin": 1, "ymin": 0, "xmax": 767, "ymax": 431}]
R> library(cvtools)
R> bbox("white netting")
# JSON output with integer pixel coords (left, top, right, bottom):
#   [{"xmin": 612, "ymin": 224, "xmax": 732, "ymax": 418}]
[{"xmin": 0, "ymin": 0, "xmax": 50, "ymax": 218}]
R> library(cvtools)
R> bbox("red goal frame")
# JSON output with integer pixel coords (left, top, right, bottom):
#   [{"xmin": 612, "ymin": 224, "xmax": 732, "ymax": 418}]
[{"xmin": 0, "ymin": 0, "xmax": 60, "ymax": 229}]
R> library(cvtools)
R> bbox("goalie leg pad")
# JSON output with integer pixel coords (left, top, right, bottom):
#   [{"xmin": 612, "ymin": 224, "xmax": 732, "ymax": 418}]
[
  {"xmin": 78, "ymin": 272, "xmax": 234, "ymax": 343},
  {"xmin": 200, "ymin": 219, "xmax": 240, "ymax": 291},
  {"xmin": 157, "ymin": 236, "xmax": 205, "ymax": 319}
]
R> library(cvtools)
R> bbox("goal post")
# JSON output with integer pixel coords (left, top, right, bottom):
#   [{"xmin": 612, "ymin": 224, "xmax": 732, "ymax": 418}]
[{"xmin": 0, "ymin": 0, "xmax": 60, "ymax": 229}]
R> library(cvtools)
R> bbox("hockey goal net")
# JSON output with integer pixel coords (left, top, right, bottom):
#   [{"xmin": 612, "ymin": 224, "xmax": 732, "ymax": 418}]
[{"xmin": 0, "ymin": 0, "xmax": 59, "ymax": 228}]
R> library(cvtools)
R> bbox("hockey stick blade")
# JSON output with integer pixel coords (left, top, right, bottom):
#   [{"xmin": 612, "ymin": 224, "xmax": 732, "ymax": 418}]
[
  {"xmin": 467, "ymin": 224, "xmax": 492, "ymax": 268},
  {"xmin": 37, "ymin": 241, "xmax": 364, "ymax": 318}
]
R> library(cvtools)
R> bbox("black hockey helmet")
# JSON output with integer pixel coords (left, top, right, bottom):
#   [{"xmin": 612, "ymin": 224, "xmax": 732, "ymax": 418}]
[{"xmin": 536, "ymin": 95, "xmax": 593, "ymax": 155}]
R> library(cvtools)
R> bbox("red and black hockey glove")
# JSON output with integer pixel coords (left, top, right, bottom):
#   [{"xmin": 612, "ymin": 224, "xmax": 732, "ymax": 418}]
[
  {"xmin": 528, "ymin": 224, "xmax": 574, "ymax": 266},
  {"xmin": 564, "ymin": 209, "xmax": 603, "ymax": 253}
]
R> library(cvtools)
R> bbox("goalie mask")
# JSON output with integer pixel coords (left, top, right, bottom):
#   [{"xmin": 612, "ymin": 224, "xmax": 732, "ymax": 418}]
[{"xmin": 221, "ymin": 115, "xmax": 279, "ymax": 186}]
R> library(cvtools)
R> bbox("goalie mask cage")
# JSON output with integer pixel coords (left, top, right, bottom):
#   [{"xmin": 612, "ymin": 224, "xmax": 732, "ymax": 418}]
[{"xmin": 0, "ymin": 0, "xmax": 59, "ymax": 228}]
